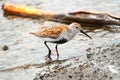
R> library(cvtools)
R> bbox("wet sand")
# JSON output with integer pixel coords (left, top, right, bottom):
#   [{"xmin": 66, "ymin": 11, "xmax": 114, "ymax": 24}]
[{"xmin": 0, "ymin": 0, "xmax": 120, "ymax": 80}]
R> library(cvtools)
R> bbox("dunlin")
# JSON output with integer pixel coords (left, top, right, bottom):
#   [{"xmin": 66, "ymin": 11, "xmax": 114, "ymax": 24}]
[{"xmin": 30, "ymin": 22, "xmax": 92, "ymax": 60}]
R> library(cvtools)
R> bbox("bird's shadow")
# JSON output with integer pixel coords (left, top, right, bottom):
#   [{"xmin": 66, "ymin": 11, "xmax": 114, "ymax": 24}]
[{"xmin": 0, "ymin": 58, "xmax": 70, "ymax": 72}]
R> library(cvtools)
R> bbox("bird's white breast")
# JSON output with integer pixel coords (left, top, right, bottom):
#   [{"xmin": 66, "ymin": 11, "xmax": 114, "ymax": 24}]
[{"xmin": 58, "ymin": 29, "xmax": 78, "ymax": 41}]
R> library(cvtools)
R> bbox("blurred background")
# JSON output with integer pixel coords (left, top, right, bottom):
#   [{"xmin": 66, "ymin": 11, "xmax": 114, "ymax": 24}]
[{"xmin": 0, "ymin": 0, "xmax": 120, "ymax": 80}]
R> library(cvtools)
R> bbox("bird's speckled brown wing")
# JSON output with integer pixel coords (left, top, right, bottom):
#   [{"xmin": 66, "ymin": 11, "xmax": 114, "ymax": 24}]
[{"xmin": 37, "ymin": 24, "xmax": 68, "ymax": 39}]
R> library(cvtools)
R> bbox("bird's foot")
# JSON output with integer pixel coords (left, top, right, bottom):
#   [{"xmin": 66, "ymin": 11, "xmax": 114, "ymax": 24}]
[
  {"xmin": 45, "ymin": 56, "xmax": 52, "ymax": 64},
  {"xmin": 56, "ymin": 59, "xmax": 62, "ymax": 64},
  {"xmin": 56, "ymin": 57, "xmax": 59, "ymax": 61}
]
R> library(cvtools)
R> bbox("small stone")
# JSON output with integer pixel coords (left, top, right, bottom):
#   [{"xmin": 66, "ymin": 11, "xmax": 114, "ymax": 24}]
[
  {"xmin": 109, "ymin": 76, "xmax": 112, "ymax": 80},
  {"xmin": 86, "ymin": 48, "xmax": 91, "ymax": 52},
  {"xmin": 2, "ymin": 45, "xmax": 9, "ymax": 51},
  {"xmin": 80, "ymin": 74, "xmax": 83, "ymax": 78},
  {"xmin": 87, "ymin": 54, "xmax": 92, "ymax": 59},
  {"xmin": 33, "ymin": 78, "xmax": 40, "ymax": 80},
  {"xmin": 103, "ymin": 55, "xmax": 106, "ymax": 58},
  {"xmin": 68, "ymin": 75, "xmax": 72, "ymax": 78},
  {"xmin": 40, "ymin": 75, "xmax": 44, "ymax": 80}
]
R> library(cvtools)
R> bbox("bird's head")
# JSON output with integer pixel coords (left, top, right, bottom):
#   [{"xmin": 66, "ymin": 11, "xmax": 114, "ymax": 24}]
[{"xmin": 69, "ymin": 22, "xmax": 92, "ymax": 39}]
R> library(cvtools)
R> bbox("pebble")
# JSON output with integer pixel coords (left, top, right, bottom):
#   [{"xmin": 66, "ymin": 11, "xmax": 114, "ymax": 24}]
[{"xmin": 2, "ymin": 45, "xmax": 9, "ymax": 51}]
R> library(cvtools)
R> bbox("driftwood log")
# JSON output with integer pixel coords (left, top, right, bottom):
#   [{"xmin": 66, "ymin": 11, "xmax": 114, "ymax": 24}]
[{"xmin": 2, "ymin": 3, "xmax": 120, "ymax": 26}]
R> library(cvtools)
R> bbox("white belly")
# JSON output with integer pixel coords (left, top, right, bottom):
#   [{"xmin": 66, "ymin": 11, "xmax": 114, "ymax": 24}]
[{"xmin": 58, "ymin": 31, "xmax": 77, "ymax": 41}]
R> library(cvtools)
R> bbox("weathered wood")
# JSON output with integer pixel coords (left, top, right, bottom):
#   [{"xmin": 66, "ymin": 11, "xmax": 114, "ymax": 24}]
[
  {"xmin": 2, "ymin": 3, "xmax": 54, "ymax": 19},
  {"xmin": 52, "ymin": 14, "xmax": 120, "ymax": 26},
  {"xmin": 2, "ymin": 3, "xmax": 120, "ymax": 26}
]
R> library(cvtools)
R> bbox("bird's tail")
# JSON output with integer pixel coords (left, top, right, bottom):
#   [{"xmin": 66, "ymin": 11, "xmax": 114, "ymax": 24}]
[
  {"xmin": 29, "ymin": 32, "xmax": 41, "ymax": 37},
  {"xmin": 29, "ymin": 32, "xmax": 37, "ymax": 36}
]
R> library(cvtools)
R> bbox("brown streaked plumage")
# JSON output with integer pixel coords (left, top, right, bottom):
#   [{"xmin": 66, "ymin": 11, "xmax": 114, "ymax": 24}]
[
  {"xmin": 30, "ymin": 24, "xmax": 68, "ymax": 39},
  {"xmin": 30, "ymin": 22, "xmax": 92, "ymax": 60}
]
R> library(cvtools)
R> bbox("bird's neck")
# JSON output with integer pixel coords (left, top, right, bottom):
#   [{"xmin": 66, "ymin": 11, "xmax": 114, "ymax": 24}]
[{"xmin": 64, "ymin": 28, "xmax": 78, "ymax": 41}]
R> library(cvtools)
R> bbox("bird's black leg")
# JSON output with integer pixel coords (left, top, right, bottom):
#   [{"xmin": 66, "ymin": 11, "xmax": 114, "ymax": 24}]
[
  {"xmin": 55, "ymin": 44, "xmax": 59, "ymax": 60},
  {"xmin": 44, "ymin": 41, "xmax": 52, "ymax": 60}
]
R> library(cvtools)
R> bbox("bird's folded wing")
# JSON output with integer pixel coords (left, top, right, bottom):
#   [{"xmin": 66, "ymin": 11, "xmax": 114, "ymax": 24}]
[{"xmin": 40, "ymin": 25, "xmax": 67, "ymax": 39}]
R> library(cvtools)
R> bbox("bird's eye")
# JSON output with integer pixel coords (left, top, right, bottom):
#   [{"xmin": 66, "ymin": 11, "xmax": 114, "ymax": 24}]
[{"xmin": 76, "ymin": 27, "xmax": 78, "ymax": 29}]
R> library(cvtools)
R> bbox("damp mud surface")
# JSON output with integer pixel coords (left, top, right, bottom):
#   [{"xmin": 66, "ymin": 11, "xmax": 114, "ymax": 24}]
[{"xmin": 0, "ymin": 0, "xmax": 120, "ymax": 80}]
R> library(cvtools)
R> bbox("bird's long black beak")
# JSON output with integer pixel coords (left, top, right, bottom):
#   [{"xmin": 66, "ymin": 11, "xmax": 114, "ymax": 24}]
[{"xmin": 80, "ymin": 30, "xmax": 92, "ymax": 39}]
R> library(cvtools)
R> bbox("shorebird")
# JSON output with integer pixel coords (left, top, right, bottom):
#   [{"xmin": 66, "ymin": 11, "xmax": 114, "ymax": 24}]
[{"xmin": 30, "ymin": 22, "xmax": 92, "ymax": 60}]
